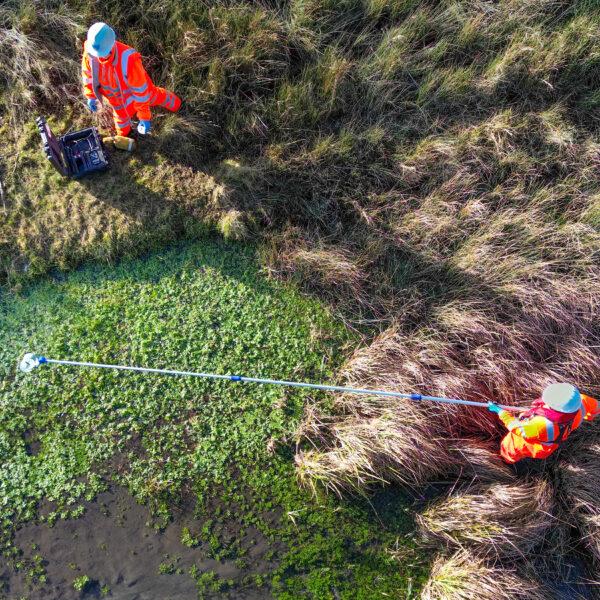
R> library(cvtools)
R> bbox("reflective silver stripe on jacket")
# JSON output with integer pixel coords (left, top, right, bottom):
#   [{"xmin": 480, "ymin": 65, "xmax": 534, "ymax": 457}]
[
  {"xmin": 120, "ymin": 48, "xmax": 136, "ymax": 87},
  {"xmin": 90, "ymin": 55, "xmax": 102, "ymax": 104}
]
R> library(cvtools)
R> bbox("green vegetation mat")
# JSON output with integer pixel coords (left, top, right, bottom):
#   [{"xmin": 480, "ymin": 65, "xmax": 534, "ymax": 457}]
[{"xmin": 0, "ymin": 239, "xmax": 427, "ymax": 598}]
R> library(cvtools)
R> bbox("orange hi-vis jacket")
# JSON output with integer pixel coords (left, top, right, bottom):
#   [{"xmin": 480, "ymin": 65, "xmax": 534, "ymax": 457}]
[
  {"xmin": 498, "ymin": 394, "xmax": 599, "ymax": 463},
  {"xmin": 81, "ymin": 40, "xmax": 180, "ymax": 135}
]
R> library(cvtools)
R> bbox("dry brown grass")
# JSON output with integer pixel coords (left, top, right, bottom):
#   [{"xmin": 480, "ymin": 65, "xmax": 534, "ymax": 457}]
[
  {"xmin": 295, "ymin": 448, "xmax": 383, "ymax": 497},
  {"xmin": 447, "ymin": 440, "xmax": 515, "ymax": 484},
  {"xmin": 288, "ymin": 108, "xmax": 599, "ymax": 580},
  {"xmin": 417, "ymin": 479, "xmax": 555, "ymax": 558},
  {"xmin": 0, "ymin": 3, "xmax": 82, "ymax": 128},
  {"xmin": 295, "ymin": 405, "xmax": 460, "ymax": 492},
  {"xmin": 557, "ymin": 422, "xmax": 600, "ymax": 566},
  {"xmin": 295, "ymin": 414, "xmax": 514, "ymax": 494},
  {"xmin": 263, "ymin": 228, "xmax": 382, "ymax": 320},
  {"xmin": 421, "ymin": 550, "xmax": 549, "ymax": 600}
]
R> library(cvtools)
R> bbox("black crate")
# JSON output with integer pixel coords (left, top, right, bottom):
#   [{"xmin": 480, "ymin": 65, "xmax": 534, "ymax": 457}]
[{"xmin": 36, "ymin": 117, "xmax": 109, "ymax": 178}]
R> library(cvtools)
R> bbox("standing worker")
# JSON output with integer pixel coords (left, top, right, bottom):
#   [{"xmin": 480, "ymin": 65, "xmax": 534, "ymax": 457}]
[
  {"xmin": 81, "ymin": 22, "xmax": 181, "ymax": 136},
  {"xmin": 488, "ymin": 383, "xmax": 599, "ymax": 464}
]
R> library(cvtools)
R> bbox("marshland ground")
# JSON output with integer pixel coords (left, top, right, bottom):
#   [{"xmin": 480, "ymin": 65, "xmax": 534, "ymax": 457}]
[{"xmin": 1, "ymin": 0, "xmax": 600, "ymax": 599}]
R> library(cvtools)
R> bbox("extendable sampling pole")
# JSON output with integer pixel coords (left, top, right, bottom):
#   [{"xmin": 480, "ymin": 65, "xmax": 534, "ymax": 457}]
[{"xmin": 18, "ymin": 354, "xmax": 527, "ymax": 411}]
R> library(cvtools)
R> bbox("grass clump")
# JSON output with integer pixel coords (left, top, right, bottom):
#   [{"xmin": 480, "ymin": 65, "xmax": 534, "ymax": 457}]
[
  {"xmin": 217, "ymin": 209, "xmax": 249, "ymax": 241},
  {"xmin": 417, "ymin": 479, "xmax": 554, "ymax": 558},
  {"xmin": 296, "ymin": 407, "xmax": 456, "ymax": 492},
  {"xmin": 0, "ymin": 1, "xmax": 82, "ymax": 127},
  {"xmin": 422, "ymin": 550, "xmax": 547, "ymax": 600},
  {"xmin": 446, "ymin": 441, "xmax": 516, "ymax": 484}
]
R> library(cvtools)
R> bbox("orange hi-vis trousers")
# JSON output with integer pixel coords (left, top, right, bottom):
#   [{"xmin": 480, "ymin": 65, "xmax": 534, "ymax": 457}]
[{"xmin": 112, "ymin": 86, "xmax": 181, "ymax": 135}]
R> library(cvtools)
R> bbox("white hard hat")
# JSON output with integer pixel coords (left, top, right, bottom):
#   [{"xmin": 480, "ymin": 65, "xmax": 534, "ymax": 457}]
[
  {"xmin": 542, "ymin": 383, "xmax": 582, "ymax": 413},
  {"xmin": 87, "ymin": 22, "xmax": 116, "ymax": 58}
]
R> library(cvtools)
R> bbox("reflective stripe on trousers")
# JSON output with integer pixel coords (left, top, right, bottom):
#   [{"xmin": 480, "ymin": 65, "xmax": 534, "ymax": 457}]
[
  {"xmin": 111, "ymin": 86, "xmax": 180, "ymax": 133},
  {"xmin": 150, "ymin": 88, "xmax": 180, "ymax": 111},
  {"xmin": 162, "ymin": 92, "xmax": 176, "ymax": 109},
  {"xmin": 113, "ymin": 109, "xmax": 132, "ymax": 132}
]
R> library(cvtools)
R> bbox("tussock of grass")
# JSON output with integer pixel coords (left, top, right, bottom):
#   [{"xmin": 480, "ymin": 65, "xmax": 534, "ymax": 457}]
[
  {"xmin": 447, "ymin": 441, "xmax": 516, "ymax": 484},
  {"xmin": 265, "ymin": 230, "xmax": 374, "ymax": 313},
  {"xmin": 422, "ymin": 550, "xmax": 547, "ymax": 600},
  {"xmin": 217, "ymin": 209, "xmax": 249, "ymax": 241},
  {"xmin": 295, "ymin": 448, "xmax": 383, "ymax": 497},
  {"xmin": 0, "ymin": 2, "xmax": 82, "ymax": 127},
  {"xmin": 324, "ymin": 409, "xmax": 456, "ymax": 489},
  {"xmin": 417, "ymin": 479, "xmax": 554, "ymax": 558}
]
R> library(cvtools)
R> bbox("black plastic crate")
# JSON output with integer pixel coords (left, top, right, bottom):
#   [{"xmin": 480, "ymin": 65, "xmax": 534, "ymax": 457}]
[{"xmin": 36, "ymin": 117, "xmax": 109, "ymax": 178}]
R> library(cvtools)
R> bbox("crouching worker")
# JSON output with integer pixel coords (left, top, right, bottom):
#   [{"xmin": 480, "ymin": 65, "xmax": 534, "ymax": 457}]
[
  {"xmin": 81, "ymin": 22, "xmax": 181, "ymax": 136},
  {"xmin": 488, "ymin": 383, "xmax": 599, "ymax": 464}
]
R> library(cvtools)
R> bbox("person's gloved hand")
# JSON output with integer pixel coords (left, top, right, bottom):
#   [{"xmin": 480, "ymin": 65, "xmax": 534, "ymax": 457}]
[
  {"xmin": 488, "ymin": 402, "xmax": 502, "ymax": 414},
  {"xmin": 87, "ymin": 98, "xmax": 98, "ymax": 113},
  {"xmin": 137, "ymin": 120, "xmax": 152, "ymax": 135}
]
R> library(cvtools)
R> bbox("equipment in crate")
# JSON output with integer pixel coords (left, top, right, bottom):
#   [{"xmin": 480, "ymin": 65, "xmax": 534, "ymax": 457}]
[{"xmin": 36, "ymin": 117, "xmax": 109, "ymax": 178}]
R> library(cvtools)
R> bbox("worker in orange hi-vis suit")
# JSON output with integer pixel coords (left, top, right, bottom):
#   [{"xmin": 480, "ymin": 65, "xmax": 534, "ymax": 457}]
[
  {"xmin": 81, "ymin": 22, "xmax": 181, "ymax": 136},
  {"xmin": 488, "ymin": 383, "xmax": 599, "ymax": 464}
]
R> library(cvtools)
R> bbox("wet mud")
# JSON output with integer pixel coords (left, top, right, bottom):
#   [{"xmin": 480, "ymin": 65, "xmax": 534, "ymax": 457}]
[{"xmin": 1, "ymin": 487, "xmax": 275, "ymax": 600}]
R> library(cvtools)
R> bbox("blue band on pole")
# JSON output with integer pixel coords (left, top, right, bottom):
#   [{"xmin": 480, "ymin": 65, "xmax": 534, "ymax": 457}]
[
  {"xmin": 230, "ymin": 375, "xmax": 242, "ymax": 381},
  {"xmin": 39, "ymin": 356, "xmax": 47, "ymax": 364},
  {"xmin": 410, "ymin": 393, "xmax": 422, "ymax": 401}
]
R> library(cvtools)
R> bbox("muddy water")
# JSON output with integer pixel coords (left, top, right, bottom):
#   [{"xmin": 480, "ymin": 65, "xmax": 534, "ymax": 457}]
[{"xmin": 2, "ymin": 487, "xmax": 274, "ymax": 599}]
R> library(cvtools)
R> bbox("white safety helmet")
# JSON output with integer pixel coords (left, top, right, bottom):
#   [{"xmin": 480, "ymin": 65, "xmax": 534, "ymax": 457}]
[
  {"xmin": 87, "ymin": 22, "xmax": 116, "ymax": 58},
  {"xmin": 542, "ymin": 383, "xmax": 582, "ymax": 413}
]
